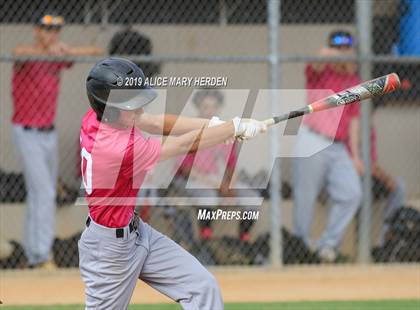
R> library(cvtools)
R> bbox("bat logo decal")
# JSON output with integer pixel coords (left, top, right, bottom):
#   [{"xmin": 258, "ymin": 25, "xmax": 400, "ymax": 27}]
[
  {"xmin": 336, "ymin": 91, "xmax": 361, "ymax": 105},
  {"xmin": 363, "ymin": 81, "xmax": 384, "ymax": 96}
]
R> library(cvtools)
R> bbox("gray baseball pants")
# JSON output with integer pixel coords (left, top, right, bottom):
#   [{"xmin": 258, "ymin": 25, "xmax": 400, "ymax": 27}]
[
  {"xmin": 78, "ymin": 217, "xmax": 223, "ymax": 310},
  {"xmin": 12, "ymin": 125, "xmax": 58, "ymax": 265}
]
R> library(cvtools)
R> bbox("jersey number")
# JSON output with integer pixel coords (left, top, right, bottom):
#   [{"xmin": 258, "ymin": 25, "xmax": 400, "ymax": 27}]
[{"xmin": 81, "ymin": 147, "xmax": 93, "ymax": 194}]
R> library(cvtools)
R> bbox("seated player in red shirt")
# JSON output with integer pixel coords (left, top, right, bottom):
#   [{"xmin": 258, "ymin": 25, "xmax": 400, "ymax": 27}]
[{"xmin": 78, "ymin": 57, "xmax": 267, "ymax": 309}]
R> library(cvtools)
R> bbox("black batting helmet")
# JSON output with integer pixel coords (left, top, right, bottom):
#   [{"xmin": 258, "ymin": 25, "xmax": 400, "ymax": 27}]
[{"xmin": 86, "ymin": 57, "xmax": 157, "ymax": 122}]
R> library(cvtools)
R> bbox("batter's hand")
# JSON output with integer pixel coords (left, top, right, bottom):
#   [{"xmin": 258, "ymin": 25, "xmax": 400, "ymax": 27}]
[{"xmin": 232, "ymin": 117, "xmax": 267, "ymax": 140}]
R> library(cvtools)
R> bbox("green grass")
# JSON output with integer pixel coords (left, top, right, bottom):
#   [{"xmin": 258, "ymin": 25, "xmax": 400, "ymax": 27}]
[{"xmin": 1, "ymin": 300, "xmax": 419, "ymax": 310}]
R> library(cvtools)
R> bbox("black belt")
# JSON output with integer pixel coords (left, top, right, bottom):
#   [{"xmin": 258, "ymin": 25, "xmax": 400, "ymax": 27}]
[
  {"xmin": 23, "ymin": 125, "xmax": 55, "ymax": 132},
  {"xmin": 86, "ymin": 213, "xmax": 139, "ymax": 239}
]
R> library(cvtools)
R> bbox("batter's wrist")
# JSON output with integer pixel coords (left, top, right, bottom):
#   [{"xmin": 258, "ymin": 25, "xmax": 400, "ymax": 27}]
[
  {"xmin": 231, "ymin": 117, "xmax": 243, "ymax": 136},
  {"xmin": 208, "ymin": 116, "xmax": 224, "ymax": 127}
]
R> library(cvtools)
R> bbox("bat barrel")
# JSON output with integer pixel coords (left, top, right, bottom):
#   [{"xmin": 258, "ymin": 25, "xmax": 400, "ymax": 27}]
[
  {"xmin": 382, "ymin": 72, "xmax": 401, "ymax": 94},
  {"xmin": 309, "ymin": 72, "xmax": 401, "ymax": 113},
  {"xmin": 263, "ymin": 72, "xmax": 401, "ymax": 127},
  {"xmin": 360, "ymin": 72, "xmax": 401, "ymax": 97}
]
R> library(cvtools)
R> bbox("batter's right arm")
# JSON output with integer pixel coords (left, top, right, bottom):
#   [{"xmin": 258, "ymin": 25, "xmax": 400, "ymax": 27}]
[
  {"xmin": 136, "ymin": 113, "xmax": 211, "ymax": 135},
  {"xmin": 159, "ymin": 118, "xmax": 266, "ymax": 161},
  {"xmin": 160, "ymin": 121, "xmax": 234, "ymax": 161}
]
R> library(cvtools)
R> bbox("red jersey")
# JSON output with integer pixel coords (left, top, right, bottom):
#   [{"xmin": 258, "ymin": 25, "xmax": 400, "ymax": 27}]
[
  {"xmin": 303, "ymin": 64, "xmax": 361, "ymax": 142},
  {"xmin": 80, "ymin": 109, "xmax": 161, "ymax": 227},
  {"xmin": 12, "ymin": 61, "xmax": 73, "ymax": 127}
]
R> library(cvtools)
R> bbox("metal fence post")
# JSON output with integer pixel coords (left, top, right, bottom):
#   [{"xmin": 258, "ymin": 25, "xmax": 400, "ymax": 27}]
[
  {"xmin": 356, "ymin": 0, "xmax": 373, "ymax": 264},
  {"xmin": 268, "ymin": 0, "xmax": 282, "ymax": 267}
]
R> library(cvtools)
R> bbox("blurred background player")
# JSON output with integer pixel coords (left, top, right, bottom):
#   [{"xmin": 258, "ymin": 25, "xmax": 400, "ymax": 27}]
[
  {"xmin": 109, "ymin": 25, "xmax": 160, "ymax": 78},
  {"xmin": 11, "ymin": 13, "xmax": 103, "ymax": 268},
  {"xmin": 292, "ymin": 30, "xmax": 362, "ymax": 262},
  {"xmin": 171, "ymin": 90, "xmax": 260, "ymax": 245}
]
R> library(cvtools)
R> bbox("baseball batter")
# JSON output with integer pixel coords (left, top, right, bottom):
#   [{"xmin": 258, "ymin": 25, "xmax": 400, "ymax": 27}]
[{"xmin": 78, "ymin": 57, "xmax": 266, "ymax": 309}]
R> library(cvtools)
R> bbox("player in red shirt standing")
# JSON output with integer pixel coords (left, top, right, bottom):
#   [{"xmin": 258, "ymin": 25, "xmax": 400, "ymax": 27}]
[
  {"xmin": 79, "ymin": 57, "xmax": 266, "ymax": 309},
  {"xmin": 292, "ymin": 31, "xmax": 362, "ymax": 262},
  {"xmin": 11, "ymin": 13, "xmax": 103, "ymax": 269}
]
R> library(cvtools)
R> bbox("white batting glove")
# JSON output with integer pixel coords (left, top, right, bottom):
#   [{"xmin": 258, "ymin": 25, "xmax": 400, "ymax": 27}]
[
  {"xmin": 232, "ymin": 117, "xmax": 267, "ymax": 140},
  {"xmin": 241, "ymin": 118, "xmax": 268, "ymax": 140}
]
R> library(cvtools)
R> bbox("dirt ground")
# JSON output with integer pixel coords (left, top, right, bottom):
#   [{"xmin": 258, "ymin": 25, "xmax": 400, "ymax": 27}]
[{"xmin": 0, "ymin": 265, "xmax": 419, "ymax": 306}]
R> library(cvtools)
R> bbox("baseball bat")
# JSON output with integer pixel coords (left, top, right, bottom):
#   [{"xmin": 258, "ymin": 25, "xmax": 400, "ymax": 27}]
[{"xmin": 263, "ymin": 73, "xmax": 401, "ymax": 127}]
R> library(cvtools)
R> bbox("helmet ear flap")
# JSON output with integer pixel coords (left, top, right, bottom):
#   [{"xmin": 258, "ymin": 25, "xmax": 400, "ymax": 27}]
[
  {"xmin": 88, "ymin": 95, "xmax": 120, "ymax": 123},
  {"xmin": 102, "ymin": 107, "xmax": 120, "ymax": 123}
]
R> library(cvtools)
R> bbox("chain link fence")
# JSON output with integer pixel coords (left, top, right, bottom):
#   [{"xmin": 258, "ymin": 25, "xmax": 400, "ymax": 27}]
[{"xmin": 0, "ymin": 0, "xmax": 419, "ymax": 269}]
